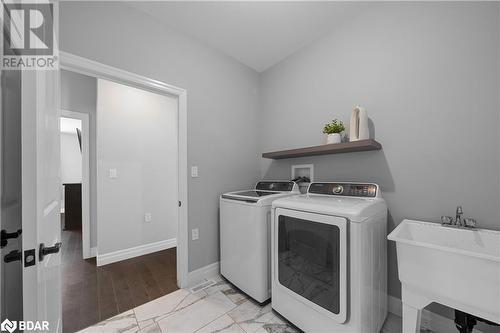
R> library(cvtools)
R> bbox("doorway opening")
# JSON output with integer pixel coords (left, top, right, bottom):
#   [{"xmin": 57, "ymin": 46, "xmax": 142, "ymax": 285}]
[
  {"xmin": 60, "ymin": 64, "xmax": 187, "ymax": 332},
  {"xmin": 60, "ymin": 115, "xmax": 86, "ymax": 257}
]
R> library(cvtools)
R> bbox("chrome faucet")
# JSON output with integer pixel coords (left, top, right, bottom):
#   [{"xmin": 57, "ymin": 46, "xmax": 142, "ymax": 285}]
[
  {"xmin": 441, "ymin": 205, "xmax": 477, "ymax": 229},
  {"xmin": 455, "ymin": 206, "xmax": 463, "ymax": 227}
]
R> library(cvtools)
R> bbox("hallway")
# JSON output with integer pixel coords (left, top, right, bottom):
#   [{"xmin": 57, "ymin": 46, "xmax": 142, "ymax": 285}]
[{"xmin": 61, "ymin": 220, "xmax": 178, "ymax": 333}]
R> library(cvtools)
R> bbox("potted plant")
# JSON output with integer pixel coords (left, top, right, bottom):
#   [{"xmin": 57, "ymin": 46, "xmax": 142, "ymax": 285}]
[{"xmin": 323, "ymin": 119, "xmax": 345, "ymax": 144}]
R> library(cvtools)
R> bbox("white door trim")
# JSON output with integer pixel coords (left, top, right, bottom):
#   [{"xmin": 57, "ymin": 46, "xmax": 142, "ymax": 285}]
[
  {"xmin": 60, "ymin": 109, "xmax": 91, "ymax": 259},
  {"xmin": 60, "ymin": 51, "xmax": 189, "ymax": 288}
]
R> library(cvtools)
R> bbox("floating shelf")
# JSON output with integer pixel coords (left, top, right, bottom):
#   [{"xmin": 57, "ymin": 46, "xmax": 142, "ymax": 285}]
[{"xmin": 262, "ymin": 139, "xmax": 382, "ymax": 160}]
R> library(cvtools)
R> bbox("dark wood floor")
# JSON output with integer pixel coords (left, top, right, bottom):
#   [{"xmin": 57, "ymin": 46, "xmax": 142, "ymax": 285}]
[{"xmin": 61, "ymin": 220, "xmax": 178, "ymax": 333}]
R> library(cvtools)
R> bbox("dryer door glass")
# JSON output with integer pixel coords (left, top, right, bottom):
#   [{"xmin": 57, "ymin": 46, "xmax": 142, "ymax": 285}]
[{"xmin": 278, "ymin": 215, "xmax": 340, "ymax": 314}]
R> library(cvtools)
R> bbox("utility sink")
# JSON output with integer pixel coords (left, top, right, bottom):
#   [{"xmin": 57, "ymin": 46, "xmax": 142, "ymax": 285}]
[{"xmin": 388, "ymin": 219, "xmax": 500, "ymax": 332}]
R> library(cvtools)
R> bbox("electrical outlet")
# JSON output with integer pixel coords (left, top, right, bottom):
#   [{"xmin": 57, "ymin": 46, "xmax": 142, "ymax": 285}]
[
  {"xmin": 109, "ymin": 168, "xmax": 117, "ymax": 178},
  {"xmin": 144, "ymin": 213, "xmax": 152, "ymax": 223},
  {"xmin": 191, "ymin": 228, "xmax": 199, "ymax": 240},
  {"xmin": 191, "ymin": 166, "xmax": 199, "ymax": 178}
]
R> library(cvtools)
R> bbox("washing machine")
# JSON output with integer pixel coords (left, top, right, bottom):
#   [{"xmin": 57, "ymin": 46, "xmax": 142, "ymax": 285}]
[
  {"xmin": 220, "ymin": 181, "xmax": 299, "ymax": 303},
  {"xmin": 271, "ymin": 182, "xmax": 388, "ymax": 332}
]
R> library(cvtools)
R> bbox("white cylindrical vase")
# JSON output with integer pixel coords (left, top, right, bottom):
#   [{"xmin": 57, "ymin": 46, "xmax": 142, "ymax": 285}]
[
  {"xmin": 326, "ymin": 133, "xmax": 341, "ymax": 144},
  {"xmin": 349, "ymin": 106, "xmax": 369, "ymax": 142}
]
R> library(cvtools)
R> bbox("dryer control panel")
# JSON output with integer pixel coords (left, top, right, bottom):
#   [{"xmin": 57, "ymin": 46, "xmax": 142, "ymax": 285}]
[{"xmin": 308, "ymin": 182, "xmax": 378, "ymax": 198}]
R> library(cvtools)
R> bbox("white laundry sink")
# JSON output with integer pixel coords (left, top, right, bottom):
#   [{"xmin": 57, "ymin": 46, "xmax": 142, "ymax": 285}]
[{"xmin": 388, "ymin": 219, "xmax": 500, "ymax": 332}]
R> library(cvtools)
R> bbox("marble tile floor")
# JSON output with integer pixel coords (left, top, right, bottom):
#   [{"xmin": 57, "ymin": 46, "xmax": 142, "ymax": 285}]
[{"xmin": 78, "ymin": 276, "xmax": 433, "ymax": 333}]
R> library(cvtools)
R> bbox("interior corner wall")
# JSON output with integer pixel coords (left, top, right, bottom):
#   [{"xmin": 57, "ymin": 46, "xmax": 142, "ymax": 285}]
[
  {"xmin": 60, "ymin": 2, "xmax": 261, "ymax": 271},
  {"xmin": 259, "ymin": 2, "xmax": 500, "ymax": 327},
  {"xmin": 61, "ymin": 69, "xmax": 98, "ymax": 248}
]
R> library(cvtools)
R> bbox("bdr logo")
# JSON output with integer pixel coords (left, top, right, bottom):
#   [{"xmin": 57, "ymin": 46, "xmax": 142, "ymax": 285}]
[
  {"xmin": 0, "ymin": 319, "xmax": 16, "ymax": 333},
  {"xmin": 1, "ymin": 319, "xmax": 50, "ymax": 332},
  {"xmin": 1, "ymin": 3, "xmax": 57, "ymax": 69}
]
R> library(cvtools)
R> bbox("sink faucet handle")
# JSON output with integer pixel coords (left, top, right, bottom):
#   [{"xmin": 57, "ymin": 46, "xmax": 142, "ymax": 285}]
[
  {"xmin": 441, "ymin": 216, "xmax": 453, "ymax": 225},
  {"xmin": 464, "ymin": 218, "xmax": 477, "ymax": 228}
]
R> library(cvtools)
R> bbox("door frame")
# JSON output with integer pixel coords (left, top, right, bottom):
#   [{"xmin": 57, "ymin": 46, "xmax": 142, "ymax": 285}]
[
  {"xmin": 60, "ymin": 110, "xmax": 91, "ymax": 259},
  {"xmin": 59, "ymin": 52, "xmax": 189, "ymax": 288}
]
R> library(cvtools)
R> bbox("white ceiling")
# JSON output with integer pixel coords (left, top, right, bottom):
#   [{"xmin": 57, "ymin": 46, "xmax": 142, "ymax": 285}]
[{"xmin": 128, "ymin": 2, "xmax": 371, "ymax": 72}]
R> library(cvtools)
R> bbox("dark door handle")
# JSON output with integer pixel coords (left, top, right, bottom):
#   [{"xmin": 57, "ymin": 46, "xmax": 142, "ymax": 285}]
[
  {"xmin": 4, "ymin": 250, "xmax": 22, "ymax": 263},
  {"xmin": 39, "ymin": 242, "xmax": 62, "ymax": 261},
  {"xmin": 1, "ymin": 229, "xmax": 22, "ymax": 248}
]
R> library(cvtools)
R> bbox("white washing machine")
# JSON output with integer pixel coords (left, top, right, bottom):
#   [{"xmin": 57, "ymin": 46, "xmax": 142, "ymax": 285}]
[
  {"xmin": 220, "ymin": 181, "xmax": 299, "ymax": 303},
  {"xmin": 271, "ymin": 182, "xmax": 388, "ymax": 332}
]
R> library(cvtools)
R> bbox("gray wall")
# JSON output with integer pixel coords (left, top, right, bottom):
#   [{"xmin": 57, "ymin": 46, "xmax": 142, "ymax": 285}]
[
  {"xmin": 259, "ymin": 1, "xmax": 500, "ymax": 326},
  {"xmin": 60, "ymin": 131, "xmax": 82, "ymax": 184},
  {"xmin": 96, "ymin": 79, "xmax": 178, "ymax": 255},
  {"xmin": 60, "ymin": 2, "xmax": 261, "ymax": 271},
  {"xmin": 60, "ymin": 69, "xmax": 98, "ymax": 248}
]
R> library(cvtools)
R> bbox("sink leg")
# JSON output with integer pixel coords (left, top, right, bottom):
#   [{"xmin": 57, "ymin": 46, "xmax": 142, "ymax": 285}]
[{"xmin": 402, "ymin": 302, "xmax": 422, "ymax": 333}]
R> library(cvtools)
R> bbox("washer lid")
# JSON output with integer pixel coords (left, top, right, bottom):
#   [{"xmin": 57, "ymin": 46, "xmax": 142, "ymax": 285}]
[
  {"xmin": 221, "ymin": 190, "xmax": 279, "ymax": 201},
  {"xmin": 221, "ymin": 180, "xmax": 300, "ymax": 205},
  {"xmin": 272, "ymin": 194, "xmax": 386, "ymax": 222},
  {"xmin": 231, "ymin": 190, "xmax": 279, "ymax": 197},
  {"xmin": 221, "ymin": 190, "xmax": 299, "ymax": 205}
]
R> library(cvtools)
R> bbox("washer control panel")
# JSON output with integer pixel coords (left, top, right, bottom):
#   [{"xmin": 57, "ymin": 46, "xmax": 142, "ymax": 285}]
[
  {"xmin": 308, "ymin": 182, "xmax": 378, "ymax": 198},
  {"xmin": 255, "ymin": 181, "xmax": 296, "ymax": 192}
]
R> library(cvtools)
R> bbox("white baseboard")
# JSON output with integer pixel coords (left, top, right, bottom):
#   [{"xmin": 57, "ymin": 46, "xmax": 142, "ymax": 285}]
[
  {"xmin": 388, "ymin": 295, "xmax": 485, "ymax": 333},
  {"xmin": 97, "ymin": 238, "xmax": 176, "ymax": 266},
  {"xmin": 90, "ymin": 247, "xmax": 98, "ymax": 258},
  {"xmin": 187, "ymin": 261, "xmax": 220, "ymax": 287}
]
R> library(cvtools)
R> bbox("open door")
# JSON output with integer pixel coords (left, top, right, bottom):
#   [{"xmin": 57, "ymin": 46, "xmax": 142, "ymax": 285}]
[
  {"xmin": 21, "ymin": 68, "xmax": 61, "ymax": 332},
  {"xmin": 19, "ymin": 3, "xmax": 62, "ymax": 331},
  {"xmin": 1, "ymin": 68, "xmax": 23, "ymax": 328}
]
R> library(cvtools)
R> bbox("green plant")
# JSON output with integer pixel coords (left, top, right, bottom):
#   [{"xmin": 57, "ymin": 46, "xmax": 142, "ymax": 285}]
[{"xmin": 323, "ymin": 119, "xmax": 345, "ymax": 134}]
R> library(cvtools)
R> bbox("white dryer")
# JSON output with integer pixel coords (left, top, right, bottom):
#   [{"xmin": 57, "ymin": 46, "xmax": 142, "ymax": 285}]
[
  {"xmin": 220, "ymin": 181, "xmax": 299, "ymax": 303},
  {"xmin": 271, "ymin": 182, "xmax": 388, "ymax": 333}
]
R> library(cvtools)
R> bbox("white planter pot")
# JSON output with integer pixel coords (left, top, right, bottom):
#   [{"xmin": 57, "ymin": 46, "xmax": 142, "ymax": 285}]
[{"xmin": 326, "ymin": 133, "xmax": 342, "ymax": 144}]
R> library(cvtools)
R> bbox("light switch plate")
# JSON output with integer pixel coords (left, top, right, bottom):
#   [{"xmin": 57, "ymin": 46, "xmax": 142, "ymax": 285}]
[
  {"xmin": 191, "ymin": 228, "xmax": 199, "ymax": 240},
  {"xmin": 109, "ymin": 168, "xmax": 117, "ymax": 178},
  {"xmin": 191, "ymin": 166, "xmax": 199, "ymax": 178},
  {"xmin": 145, "ymin": 213, "xmax": 152, "ymax": 223}
]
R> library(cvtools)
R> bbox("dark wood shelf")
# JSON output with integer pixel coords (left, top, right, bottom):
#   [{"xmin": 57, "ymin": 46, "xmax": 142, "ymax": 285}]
[{"xmin": 262, "ymin": 139, "xmax": 382, "ymax": 160}]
